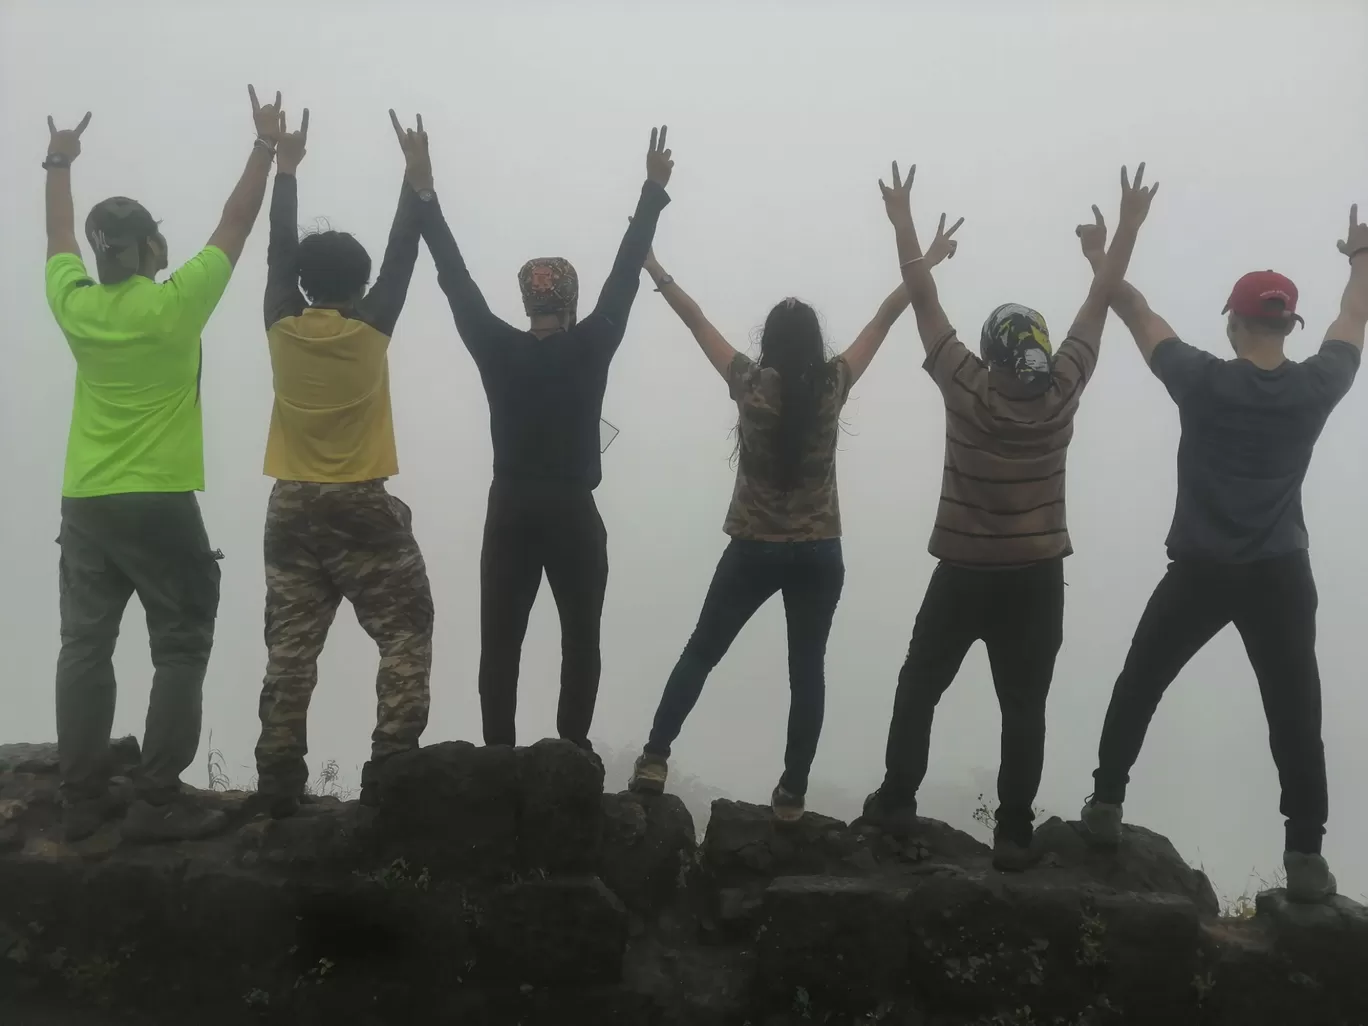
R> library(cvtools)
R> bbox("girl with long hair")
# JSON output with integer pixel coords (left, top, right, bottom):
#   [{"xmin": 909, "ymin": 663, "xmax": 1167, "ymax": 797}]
[{"xmin": 628, "ymin": 231, "xmax": 958, "ymax": 820}]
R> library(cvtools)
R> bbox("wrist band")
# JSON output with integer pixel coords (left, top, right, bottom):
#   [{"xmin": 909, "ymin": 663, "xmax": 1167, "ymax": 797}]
[
  {"xmin": 254, "ymin": 137, "xmax": 277, "ymax": 154},
  {"xmin": 42, "ymin": 154, "xmax": 71, "ymax": 170},
  {"xmin": 900, "ymin": 256, "xmax": 926, "ymax": 268},
  {"xmin": 1349, "ymin": 245, "xmax": 1368, "ymax": 264}
]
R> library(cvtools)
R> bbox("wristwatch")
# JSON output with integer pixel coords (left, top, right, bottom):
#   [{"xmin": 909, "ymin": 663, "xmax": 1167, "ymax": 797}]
[
  {"xmin": 653, "ymin": 274, "xmax": 674, "ymax": 292},
  {"xmin": 417, "ymin": 188, "xmax": 435, "ymax": 203},
  {"xmin": 42, "ymin": 153, "xmax": 71, "ymax": 170}
]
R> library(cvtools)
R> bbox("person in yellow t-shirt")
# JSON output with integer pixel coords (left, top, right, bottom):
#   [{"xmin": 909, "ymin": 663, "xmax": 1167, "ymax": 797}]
[
  {"xmin": 43, "ymin": 87, "xmax": 284, "ymax": 845},
  {"xmin": 249, "ymin": 111, "xmax": 441, "ymax": 817}
]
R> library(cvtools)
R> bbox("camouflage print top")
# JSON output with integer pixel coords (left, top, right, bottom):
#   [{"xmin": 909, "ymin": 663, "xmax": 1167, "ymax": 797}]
[{"xmin": 723, "ymin": 353, "xmax": 855, "ymax": 542}]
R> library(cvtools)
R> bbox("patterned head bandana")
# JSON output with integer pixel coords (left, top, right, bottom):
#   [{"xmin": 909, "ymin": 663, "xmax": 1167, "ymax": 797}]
[
  {"xmin": 518, "ymin": 257, "xmax": 579, "ymax": 316},
  {"xmin": 980, "ymin": 303, "xmax": 1052, "ymax": 391}
]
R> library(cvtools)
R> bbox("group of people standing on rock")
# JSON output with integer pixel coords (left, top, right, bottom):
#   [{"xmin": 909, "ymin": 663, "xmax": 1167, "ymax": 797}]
[{"xmin": 37, "ymin": 87, "xmax": 1366, "ymax": 906}]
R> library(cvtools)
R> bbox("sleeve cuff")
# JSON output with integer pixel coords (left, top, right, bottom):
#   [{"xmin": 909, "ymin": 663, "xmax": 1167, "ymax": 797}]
[{"xmin": 641, "ymin": 180, "xmax": 671, "ymax": 209}]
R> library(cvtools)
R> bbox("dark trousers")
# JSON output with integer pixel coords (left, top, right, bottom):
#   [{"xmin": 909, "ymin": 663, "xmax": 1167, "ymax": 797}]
[
  {"xmin": 882, "ymin": 559, "xmax": 1065, "ymax": 844},
  {"xmin": 645, "ymin": 538, "xmax": 845, "ymax": 797},
  {"xmin": 1093, "ymin": 552, "xmax": 1325, "ymax": 854},
  {"xmin": 479, "ymin": 481, "xmax": 608, "ymax": 748},
  {"xmin": 55, "ymin": 493, "xmax": 221, "ymax": 800}
]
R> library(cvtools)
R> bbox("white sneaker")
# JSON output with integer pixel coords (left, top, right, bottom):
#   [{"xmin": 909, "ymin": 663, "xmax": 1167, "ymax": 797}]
[
  {"xmin": 628, "ymin": 752, "xmax": 668, "ymax": 795},
  {"xmin": 1079, "ymin": 795, "xmax": 1123, "ymax": 847},
  {"xmin": 1284, "ymin": 851, "xmax": 1337, "ymax": 904}
]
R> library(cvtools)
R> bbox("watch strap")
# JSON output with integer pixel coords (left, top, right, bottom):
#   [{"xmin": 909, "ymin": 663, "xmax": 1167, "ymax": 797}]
[{"xmin": 42, "ymin": 154, "xmax": 72, "ymax": 171}]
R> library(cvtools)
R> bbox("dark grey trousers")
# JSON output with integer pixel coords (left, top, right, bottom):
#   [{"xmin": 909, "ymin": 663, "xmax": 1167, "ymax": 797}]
[{"xmin": 56, "ymin": 493, "xmax": 222, "ymax": 799}]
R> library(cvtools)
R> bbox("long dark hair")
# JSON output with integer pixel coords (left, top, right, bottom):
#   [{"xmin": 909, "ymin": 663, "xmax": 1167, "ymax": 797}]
[{"xmin": 738, "ymin": 298, "xmax": 832, "ymax": 492}]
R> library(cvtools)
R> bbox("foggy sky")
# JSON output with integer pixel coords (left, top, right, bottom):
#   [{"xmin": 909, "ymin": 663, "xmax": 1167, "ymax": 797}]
[{"xmin": 2, "ymin": 0, "xmax": 1366, "ymax": 902}]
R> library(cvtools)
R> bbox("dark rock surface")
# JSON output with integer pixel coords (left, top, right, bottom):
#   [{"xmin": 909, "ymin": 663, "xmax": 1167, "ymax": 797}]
[{"xmin": 0, "ymin": 737, "xmax": 1364, "ymax": 1025}]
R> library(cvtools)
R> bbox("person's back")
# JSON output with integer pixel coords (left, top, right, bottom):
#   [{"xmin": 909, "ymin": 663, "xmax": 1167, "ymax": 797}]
[
  {"xmin": 1155, "ymin": 327, "xmax": 1357, "ymax": 562},
  {"xmin": 476, "ymin": 325, "xmax": 613, "ymax": 487},
  {"xmin": 41, "ymin": 88, "xmax": 281, "ymax": 845},
  {"xmin": 725, "ymin": 349, "xmax": 849, "ymax": 541},
  {"xmin": 251, "ymin": 109, "xmax": 439, "ymax": 815},
  {"xmin": 925, "ymin": 303, "xmax": 1096, "ymax": 567}
]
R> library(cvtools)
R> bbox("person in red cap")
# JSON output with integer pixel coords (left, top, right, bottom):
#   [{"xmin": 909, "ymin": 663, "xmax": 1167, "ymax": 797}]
[{"xmin": 1078, "ymin": 204, "xmax": 1368, "ymax": 903}]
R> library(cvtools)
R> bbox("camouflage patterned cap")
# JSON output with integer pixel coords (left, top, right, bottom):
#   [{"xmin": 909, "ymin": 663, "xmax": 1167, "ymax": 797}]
[
  {"xmin": 518, "ymin": 257, "xmax": 578, "ymax": 316},
  {"xmin": 980, "ymin": 303, "xmax": 1052, "ymax": 391}
]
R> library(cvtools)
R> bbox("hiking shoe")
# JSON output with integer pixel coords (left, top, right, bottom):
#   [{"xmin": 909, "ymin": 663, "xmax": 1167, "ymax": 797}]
[
  {"xmin": 771, "ymin": 785, "xmax": 805, "ymax": 823},
  {"xmin": 992, "ymin": 829, "xmax": 1041, "ymax": 872},
  {"xmin": 61, "ymin": 792, "xmax": 125, "ymax": 843},
  {"xmin": 628, "ymin": 752, "xmax": 668, "ymax": 795},
  {"xmin": 1079, "ymin": 795, "xmax": 1123, "ymax": 848},
  {"xmin": 860, "ymin": 788, "xmax": 919, "ymax": 838},
  {"xmin": 122, "ymin": 800, "xmax": 228, "ymax": 844},
  {"xmin": 1284, "ymin": 851, "xmax": 1337, "ymax": 904},
  {"xmin": 244, "ymin": 792, "xmax": 301, "ymax": 820}
]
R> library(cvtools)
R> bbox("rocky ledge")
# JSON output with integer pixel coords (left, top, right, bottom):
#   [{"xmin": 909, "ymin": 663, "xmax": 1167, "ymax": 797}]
[{"xmin": 0, "ymin": 738, "xmax": 1364, "ymax": 1026}]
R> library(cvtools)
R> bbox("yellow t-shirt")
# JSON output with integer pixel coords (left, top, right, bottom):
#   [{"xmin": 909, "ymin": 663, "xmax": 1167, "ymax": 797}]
[
  {"xmin": 264, "ymin": 308, "xmax": 398, "ymax": 482},
  {"xmin": 45, "ymin": 247, "xmax": 233, "ymax": 497}
]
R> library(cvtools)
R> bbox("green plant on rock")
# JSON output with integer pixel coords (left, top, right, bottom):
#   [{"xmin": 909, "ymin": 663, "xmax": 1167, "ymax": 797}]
[
  {"xmin": 793, "ymin": 985, "xmax": 813, "ymax": 1019},
  {"xmin": 242, "ymin": 987, "xmax": 270, "ymax": 1008},
  {"xmin": 357, "ymin": 857, "xmax": 430, "ymax": 891},
  {"xmin": 1077, "ymin": 909, "xmax": 1106, "ymax": 968}
]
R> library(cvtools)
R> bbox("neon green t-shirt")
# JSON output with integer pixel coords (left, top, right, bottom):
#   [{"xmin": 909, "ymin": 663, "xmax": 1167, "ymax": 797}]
[{"xmin": 46, "ymin": 246, "xmax": 234, "ymax": 497}]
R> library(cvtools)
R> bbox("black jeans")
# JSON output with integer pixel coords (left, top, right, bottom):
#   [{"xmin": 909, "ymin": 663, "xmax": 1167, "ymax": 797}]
[
  {"xmin": 55, "ymin": 493, "xmax": 222, "ymax": 800},
  {"xmin": 479, "ymin": 480, "xmax": 608, "ymax": 748},
  {"xmin": 645, "ymin": 538, "xmax": 845, "ymax": 796},
  {"xmin": 882, "ymin": 559, "xmax": 1065, "ymax": 845},
  {"xmin": 1093, "ymin": 552, "xmax": 1325, "ymax": 854}
]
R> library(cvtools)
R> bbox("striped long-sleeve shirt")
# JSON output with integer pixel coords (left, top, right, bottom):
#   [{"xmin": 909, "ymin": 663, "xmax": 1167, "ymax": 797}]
[{"xmin": 923, "ymin": 328, "xmax": 1098, "ymax": 567}]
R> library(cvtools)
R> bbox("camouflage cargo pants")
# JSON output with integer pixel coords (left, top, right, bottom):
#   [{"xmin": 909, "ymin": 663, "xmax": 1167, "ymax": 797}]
[{"xmin": 254, "ymin": 480, "xmax": 433, "ymax": 797}]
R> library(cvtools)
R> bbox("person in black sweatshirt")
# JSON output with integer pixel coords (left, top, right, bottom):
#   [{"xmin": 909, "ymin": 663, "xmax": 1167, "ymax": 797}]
[{"xmin": 420, "ymin": 126, "xmax": 674, "ymax": 750}]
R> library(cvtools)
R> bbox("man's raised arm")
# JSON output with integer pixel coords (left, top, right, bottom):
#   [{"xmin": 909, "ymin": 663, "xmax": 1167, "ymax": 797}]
[
  {"xmin": 879, "ymin": 162, "xmax": 954, "ymax": 352},
  {"xmin": 44, "ymin": 113, "xmax": 91, "ymax": 261},
  {"xmin": 1066, "ymin": 164, "xmax": 1160, "ymax": 351},
  {"xmin": 353, "ymin": 112, "xmax": 443, "ymax": 338},
  {"xmin": 206, "ymin": 85, "xmax": 288, "ymax": 267},
  {"xmin": 582, "ymin": 126, "xmax": 674, "ymax": 348},
  {"xmin": 264, "ymin": 108, "xmax": 308, "ymax": 328},
  {"xmin": 1326, "ymin": 204, "xmax": 1368, "ymax": 351}
]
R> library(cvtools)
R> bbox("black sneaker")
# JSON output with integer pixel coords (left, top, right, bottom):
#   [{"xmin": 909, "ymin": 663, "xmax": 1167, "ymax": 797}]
[
  {"xmin": 244, "ymin": 791, "xmax": 301, "ymax": 820},
  {"xmin": 359, "ymin": 754, "xmax": 400, "ymax": 808},
  {"xmin": 122, "ymin": 800, "xmax": 228, "ymax": 843},
  {"xmin": 61, "ymin": 791, "xmax": 125, "ymax": 843},
  {"xmin": 860, "ymin": 788, "xmax": 919, "ymax": 838},
  {"xmin": 992, "ymin": 829, "xmax": 1041, "ymax": 872}
]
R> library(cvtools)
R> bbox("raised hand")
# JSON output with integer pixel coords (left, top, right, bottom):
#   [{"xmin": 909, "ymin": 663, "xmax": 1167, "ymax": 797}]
[
  {"xmin": 925, "ymin": 213, "xmax": 964, "ymax": 268},
  {"xmin": 248, "ymin": 85, "xmax": 286, "ymax": 144},
  {"xmin": 646, "ymin": 126, "xmax": 673, "ymax": 188},
  {"xmin": 878, "ymin": 161, "xmax": 915, "ymax": 224},
  {"xmin": 1336, "ymin": 204, "xmax": 1368, "ymax": 263},
  {"xmin": 275, "ymin": 109, "xmax": 310, "ymax": 174},
  {"xmin": 389, "ymin": 110, "xmax": 433, "ymax": 192},
  {"xmin": 1076, "ymin": 204, "xmax": 1107, "ymax": 262},
  {"xmin": 1118, "ymin": 163, "xmax": 1159, "ymax": 228},
  {"xmin": 46, "ymin": 112, "xmax": 92, "ymax": 163}
]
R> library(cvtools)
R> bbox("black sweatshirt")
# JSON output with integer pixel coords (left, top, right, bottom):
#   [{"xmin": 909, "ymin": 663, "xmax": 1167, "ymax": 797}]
[{"xmin": 421, "ymin": 181, "xmax": 671, "ymax": 490}]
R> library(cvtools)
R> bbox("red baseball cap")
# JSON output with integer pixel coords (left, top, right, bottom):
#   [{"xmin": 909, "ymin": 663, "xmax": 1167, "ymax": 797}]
[{"xmin": 1222, "ymin": 270, "xmax": 1304, "ymax": 326}]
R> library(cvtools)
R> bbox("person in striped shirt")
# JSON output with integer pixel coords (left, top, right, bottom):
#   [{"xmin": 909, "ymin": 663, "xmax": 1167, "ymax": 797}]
[{"xmin": 861, "ymin": 161, "xmax": 1158, "ymax": 871}]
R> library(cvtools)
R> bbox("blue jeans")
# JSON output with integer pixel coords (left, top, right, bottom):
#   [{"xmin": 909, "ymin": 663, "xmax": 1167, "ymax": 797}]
[{"xmin": 645, "ymin": 538, "xmax": 845, "ymax": 796}]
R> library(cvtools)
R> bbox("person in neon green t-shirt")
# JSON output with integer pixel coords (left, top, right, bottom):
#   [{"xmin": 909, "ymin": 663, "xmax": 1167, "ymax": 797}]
[{"xmin": 43, "ymin": 86, "xmax": 286, "ymax": 845}]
